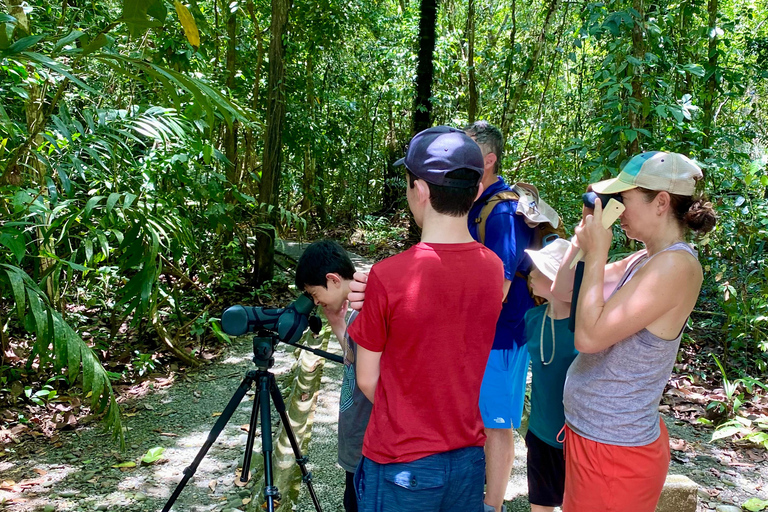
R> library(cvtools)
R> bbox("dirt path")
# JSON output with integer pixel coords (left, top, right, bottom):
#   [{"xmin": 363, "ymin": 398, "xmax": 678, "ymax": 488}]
[{"xmin": 2, "ymin": 242, "xmax": 767, "ymax": 512}]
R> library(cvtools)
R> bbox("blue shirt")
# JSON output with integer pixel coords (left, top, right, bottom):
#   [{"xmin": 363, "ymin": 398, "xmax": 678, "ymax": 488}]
[
  {"xmin": 468, "ymin": 176, "xmax": 534, "ymax": 349},
  {"xmin": 525, "ymin": 305, "xmax": 578, "ymax": 448}
]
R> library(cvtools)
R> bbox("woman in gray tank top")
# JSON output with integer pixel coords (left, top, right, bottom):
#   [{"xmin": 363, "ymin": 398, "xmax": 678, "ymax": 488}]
[{"xmin": 552, "ymin": 152, "xmax": 717, "ymax": 512}]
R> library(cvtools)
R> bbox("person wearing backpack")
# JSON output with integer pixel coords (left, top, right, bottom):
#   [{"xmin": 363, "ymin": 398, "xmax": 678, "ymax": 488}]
[{"xmin": 464, "ymin": 121, "xmax": 534, "ymax": 512}]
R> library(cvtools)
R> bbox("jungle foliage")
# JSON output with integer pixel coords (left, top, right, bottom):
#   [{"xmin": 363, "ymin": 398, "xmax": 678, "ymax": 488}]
[{"xmin": 0, "ymin": 0, "xmax": 766, "ymax": 444}]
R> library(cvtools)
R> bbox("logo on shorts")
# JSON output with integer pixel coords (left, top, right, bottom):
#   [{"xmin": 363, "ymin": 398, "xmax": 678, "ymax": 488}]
[{"xmin": 493, "ymin": 417, "xmax": 506, "ymax": 424}]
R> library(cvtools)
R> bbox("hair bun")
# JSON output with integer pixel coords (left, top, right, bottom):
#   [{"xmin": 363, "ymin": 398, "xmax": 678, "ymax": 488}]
[{"xmin": 684, "ymin": 199, "xmax": 717, "ymax": 233}]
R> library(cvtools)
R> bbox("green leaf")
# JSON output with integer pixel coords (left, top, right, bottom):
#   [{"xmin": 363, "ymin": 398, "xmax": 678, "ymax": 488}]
[
  {"xmin": 624, "ymin": 129, "xmax": 637, "ymax": 143},
  {"xmin": 121, "ymin": 0, "xmax": 165, "ymax": 37},
  {"xmin": 4, "ymin": 265, "xmax": 27, "ymax": 317},
  {"xmin": 106, "ymin": 193, "xmax": 121, "ymax": 214},
  {"xmin": 711, "ymin": 422, "xmax": 743, "ymax": 441},
  {"xmin": 112, "ymin": 461, "xmax": 137, "ymax": 468},
  {"xmin": 5, "ymin": 35, "xmax": 43, "ymax": 54},
  {"xmin": 53, "ymin": 30, "xmax": 84, "ymax": 52},
  {"xmin": 681, "ymin": 63, "xmax": 705, "ymax": 77},
  {"xmin": 147, "ymin": 0, "xmax": 168, "ymax": 23},
  {"xmin": 22, "ymin": 52, "xmax": 99, "ymax": 95},
  {"xmin": 0, "ymin": 230, "xmax": 26, "ymax": 263},
  {"xmin": 141, "ymin": 446, "xmax": 165, "ymax": 464},
  {"xmin": 0, "ymin": 13, "xmax": 18, "ymax": 24},
  {"xmin": 744, "ymin": 498, "xmax": 768, "ymax": 512}
]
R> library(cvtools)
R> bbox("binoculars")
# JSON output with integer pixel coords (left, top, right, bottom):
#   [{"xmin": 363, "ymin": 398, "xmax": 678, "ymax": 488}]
[{"xmin": 582, "ymin": 191, "xmax": 623, "ymax": 210}]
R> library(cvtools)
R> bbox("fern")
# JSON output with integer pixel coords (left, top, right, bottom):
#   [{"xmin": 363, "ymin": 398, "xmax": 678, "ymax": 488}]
[{"xmin": 1, "ymin": 264, "xmax": 125, "ymax": 448}]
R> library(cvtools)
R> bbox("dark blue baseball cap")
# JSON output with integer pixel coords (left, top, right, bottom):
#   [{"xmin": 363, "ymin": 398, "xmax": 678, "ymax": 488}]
[{"xmin": 394, "ymin": 126, "xmax": 484, "ymax": 188}]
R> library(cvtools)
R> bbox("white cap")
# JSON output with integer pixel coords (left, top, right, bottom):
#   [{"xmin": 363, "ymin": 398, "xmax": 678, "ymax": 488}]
[{"xmin": 525, "ymin": 238, "xmax": 571, "ymax": 281}]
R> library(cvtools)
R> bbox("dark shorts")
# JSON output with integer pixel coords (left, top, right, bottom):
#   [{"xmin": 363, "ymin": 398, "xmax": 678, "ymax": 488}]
[
  {"xmin": 354, "ymin": 446, "xmax": 485, "ymax": 512},
  {"xmin": 525, "ymin": 430, "xmax": 566, "ymax": 507}
]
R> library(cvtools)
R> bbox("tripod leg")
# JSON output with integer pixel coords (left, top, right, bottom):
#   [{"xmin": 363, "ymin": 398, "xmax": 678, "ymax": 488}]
[
  {"xmin": 240, "ymin": 383, "xmax": 261, "ymax": 482},
  {"xmin": 161, "ymin": 372, "xmax": 255, "ymax": 512},
  {"xmin": 259, "ymin": 373, "xmax": 280, "ymax": 512},
  {"xmin": 269, "ymin": 373, "xmax": 323, "ymax": 512}
]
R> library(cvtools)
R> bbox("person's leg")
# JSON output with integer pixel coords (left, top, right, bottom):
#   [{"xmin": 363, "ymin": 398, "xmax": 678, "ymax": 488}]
[
  {"xmin": 344, "ymin": 470, "xmax": 358, "ymax": 512},
  {"xmin": 526, "ymin": 430, "xmax": 563, "ymax": 512},
  {"xmin": 484, "ymin": 427, "xmax": 515, "ymax": 511},
  {"xmin": 479, "ymin": 347, "xmax": 528, "ymax": 512}
]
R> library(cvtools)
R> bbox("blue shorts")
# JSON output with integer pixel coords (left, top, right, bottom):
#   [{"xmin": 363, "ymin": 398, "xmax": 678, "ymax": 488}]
[
  {"xmin": 479, "ymin": 346, "xmax": 529, "ymax": 429},
  {"xmin": 354, "ymin": 447, "xmax": 485, "ymax": 512}
]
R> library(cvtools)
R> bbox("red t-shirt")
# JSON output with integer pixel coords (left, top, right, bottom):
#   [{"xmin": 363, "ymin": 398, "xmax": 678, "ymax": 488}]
[{"xmin": 347, "ymin": 241, "xmax": 503, "ymax": 464}]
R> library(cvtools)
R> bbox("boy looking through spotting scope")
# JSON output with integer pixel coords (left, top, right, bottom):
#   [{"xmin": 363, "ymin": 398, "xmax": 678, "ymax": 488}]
[
  {"xmin": 295, "ymin": 240, "xmax": 372, "ymax": 512},
  {"xmin": 347, "ymin": 126, "xmax": 504, "ymax": 512}
]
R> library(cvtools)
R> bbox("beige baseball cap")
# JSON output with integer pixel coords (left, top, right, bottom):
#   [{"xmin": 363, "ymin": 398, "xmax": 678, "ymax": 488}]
[
  {"xmin": 525, "ymin": 238, "xmax": 571, "ymax": 281},
  {"xmin": 591, "ymin": 151, "xmax": 703, "ymax": 196}
]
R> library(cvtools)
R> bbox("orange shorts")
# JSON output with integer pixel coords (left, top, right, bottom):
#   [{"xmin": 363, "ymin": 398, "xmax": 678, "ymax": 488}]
[{"xmin": 562, "ymin": 419, "xmax": 670, "ymax": 512}]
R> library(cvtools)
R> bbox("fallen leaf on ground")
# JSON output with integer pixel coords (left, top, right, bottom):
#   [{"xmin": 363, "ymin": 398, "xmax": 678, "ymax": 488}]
[
  {"xmin": 208, "ymin": 480, "xmax": 217, "ymax": 492},
  {"xmin": 212, "ymin": 412, "xmax": 222, "ymax": 417},
  {"xmin": 112, "ymin": 461, "xmax": 137, "ymax": 468},
  {"xmin": 670, "ymin": 438, "xmax": 688, "ymax": 451}
]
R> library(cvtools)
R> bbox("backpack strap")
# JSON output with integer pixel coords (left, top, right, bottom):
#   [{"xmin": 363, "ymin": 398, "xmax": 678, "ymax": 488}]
[{"xmin": 475, "ymin": 190, "xmax": 520, "ymax": 245}]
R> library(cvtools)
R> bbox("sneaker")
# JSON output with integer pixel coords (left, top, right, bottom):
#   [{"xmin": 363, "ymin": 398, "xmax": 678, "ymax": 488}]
[{"xmin": 483, "ymin": 504, "xmax": 508, "ymax": 512}]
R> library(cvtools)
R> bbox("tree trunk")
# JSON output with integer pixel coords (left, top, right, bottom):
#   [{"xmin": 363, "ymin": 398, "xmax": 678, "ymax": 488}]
[
  {"xmin": 253, "ymin": 0, "xmax": 291, "ymax": 286},
  {"xmin": 412, "ymin": 0, "xmax": 438, "ymax": 134},
  {"xmin": 301, "ymin": 51, "xmax": 317, "ymax": 218},
  {"xmin": 379, "ymin": 105, "xmax": 402, "ymax": 215},
  {"xmin": 628, "ymin": 0, "xmax": 645, "ymax": 155},
  {"xmin": 500, "ymin": 0, "xmax": 559, "ymax": 142},
  {"xmin": 245, "ymin": 0, "xmax": 266, "ymax": 197},
  {"xmin": 466, "ymin": 0, "xmax": 477, "ymax": 122},
  {"xmin": 702, "ymin": 0, "xmax": 719, "ymax": 150},
  {"xmin": 224, "ymin": 8, "xmax": 239, "ymax": 192}
]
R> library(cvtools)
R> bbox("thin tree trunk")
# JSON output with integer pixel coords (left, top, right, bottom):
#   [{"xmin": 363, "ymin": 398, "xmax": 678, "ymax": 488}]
[
  {"xmin": 413, "ymin": 0, "xmax": 439, "ymax": 134},
  {"xmin": 224, "ymin": 8, "xmax": 239, "ymax": 193},
  {"xmin": 628, "ymin": 0, "xmax": 645, "ymax": 155},
  {"xmin": 499, "ymin": 0, "xmax": 516, "ymax": 131},
  {"xmin": 466, "ymin": 0, "xmax": 477, "ymax": 122},
  {"xmin": 500, "ymin": 0, "xmax": 560, "ymax": 142},
  {"xmin": 245, "ymin": 0, "xmax": 266, "ymax": 197},
  {"xmin": 253, "ymin": 0, "xmax": 291, "ymax": 286},
  {"xmin": 380, "ymin": 105, "xmax": 402, "ymax": 215},
  {"xmin": 301, "ymin": 51, "xmax": 317, "ymax": 218},
  {"xmin": 702, "ymin": 0, "xmax": 719, "ymax": 150}
]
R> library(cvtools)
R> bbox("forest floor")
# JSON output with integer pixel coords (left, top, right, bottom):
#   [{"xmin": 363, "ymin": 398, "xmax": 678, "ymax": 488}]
[{"xmin": 2, "ymin": 241, "xmax": 768, "ymax": 512}]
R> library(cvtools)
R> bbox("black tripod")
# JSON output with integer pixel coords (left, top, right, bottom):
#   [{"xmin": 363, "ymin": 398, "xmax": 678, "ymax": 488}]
[{"xmin": 162, "ymin": 331, "xmax": 342, "ymax": 512}]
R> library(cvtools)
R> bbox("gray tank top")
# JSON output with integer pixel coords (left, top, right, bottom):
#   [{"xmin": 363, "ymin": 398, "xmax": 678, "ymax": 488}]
[{"xmin": 563, "ymin": 242, "xmax": 697, "ymax": 446}]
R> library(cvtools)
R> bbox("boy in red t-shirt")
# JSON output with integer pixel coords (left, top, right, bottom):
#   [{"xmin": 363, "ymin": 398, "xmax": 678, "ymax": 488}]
[{"xmin": 347, "ymin": 126, "xmax": 504, "ymax": 512}]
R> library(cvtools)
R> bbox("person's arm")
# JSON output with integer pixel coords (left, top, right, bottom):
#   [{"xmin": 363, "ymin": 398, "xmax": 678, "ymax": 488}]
[
  {"xmin": 356, "ymin": 345, "xmax": 382, "ymax": 403},
  {"xmin": 346, "ymin": 269, "xmax": 388, "ymax": 402},
  {"xmin": 572, "ymin": 201, "xmax": 701, "ymax": 353},
  {"xmin": 347, "ymin": 271, "xmax": 368, "ymax": 311}
]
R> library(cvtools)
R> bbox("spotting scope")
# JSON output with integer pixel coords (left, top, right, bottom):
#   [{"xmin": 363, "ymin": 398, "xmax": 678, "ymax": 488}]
[{"xmin": 221, "ymin": 293, "xmax": 319, "ymax": 344}]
